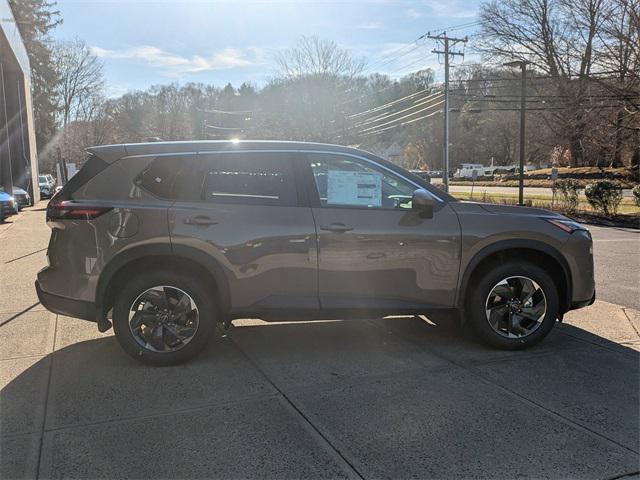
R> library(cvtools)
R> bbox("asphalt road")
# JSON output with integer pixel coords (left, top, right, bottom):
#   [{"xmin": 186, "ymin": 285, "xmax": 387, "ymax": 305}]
[{"xmin": 590, "ymin": 225, "xmax": 640, "ymax": 310}]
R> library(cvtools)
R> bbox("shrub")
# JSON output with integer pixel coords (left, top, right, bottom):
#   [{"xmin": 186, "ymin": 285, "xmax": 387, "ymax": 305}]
[
  {"xmin": 633, "ymin": 184, "xmax": 640, "ymax": 207},
  {"xmin": 584, "ymin": 180, "xmax": 623, "ymax": 216},
  {"xmin": 556, "ymin": 178, "xmax": 581, "ymax": 213}
]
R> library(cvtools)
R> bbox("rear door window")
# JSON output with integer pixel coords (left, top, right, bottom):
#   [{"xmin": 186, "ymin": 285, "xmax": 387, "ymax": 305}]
[{"xmin": 201, "ymin": 153, "xmax": 297, "ymax": 206}]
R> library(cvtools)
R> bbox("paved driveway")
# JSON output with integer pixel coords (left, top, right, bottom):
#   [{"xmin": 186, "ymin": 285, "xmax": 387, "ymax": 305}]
[{"xmin": 1, "ymin": 205, "xmax": 639, "ymax": 479}]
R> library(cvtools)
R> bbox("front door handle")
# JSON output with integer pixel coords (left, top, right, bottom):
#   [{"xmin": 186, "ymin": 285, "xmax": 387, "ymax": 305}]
[
  {"xmin": 184, "ymin": 216, "xmax": 218, "ymax": 226},
  {"xmin": 320, "ymin": 223, "xmax": 353, "ymax": 233}
]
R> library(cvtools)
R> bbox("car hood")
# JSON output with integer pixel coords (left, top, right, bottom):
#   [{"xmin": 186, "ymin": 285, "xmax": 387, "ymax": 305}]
[
  {"xmin": 0, "ymin": 192, "xmax": 13, "ymax": 200},
  {"xmin": 459, "ymin": 201, "xmax": 568, "ymax": 219},
  {"xmin": 12, "ymin": 187, "xmax": 28, "ymax": 195}
]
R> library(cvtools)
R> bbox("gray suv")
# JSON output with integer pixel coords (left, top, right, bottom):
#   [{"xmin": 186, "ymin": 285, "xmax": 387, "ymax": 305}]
[{"xmin": 36, "ymin": 141, "xmax": 595, "ymax": 365}]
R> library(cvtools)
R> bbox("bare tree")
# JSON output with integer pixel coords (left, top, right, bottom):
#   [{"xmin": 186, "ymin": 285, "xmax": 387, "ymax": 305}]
[
  {"xmin": 275, "ymin": 35, "xmax": 366, "ymax": 79},
  {"xmin": 478, "ymin": 0, "xmax": 612, "ymax": 166},
  {"xmin": 54, "ymin": 38, "xmax": 104, "ymax": 126}
]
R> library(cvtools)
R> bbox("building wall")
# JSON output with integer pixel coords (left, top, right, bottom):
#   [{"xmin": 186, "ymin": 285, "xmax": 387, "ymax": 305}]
[{"xmin": 0, "ymin": 0, "xmax": 40, "ymax": 203}]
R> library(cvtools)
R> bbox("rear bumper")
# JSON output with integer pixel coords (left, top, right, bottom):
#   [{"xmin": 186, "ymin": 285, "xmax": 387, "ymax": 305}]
[{"xmin": 35, "ymin": 280, "xmax": 96, "ymax": 322}]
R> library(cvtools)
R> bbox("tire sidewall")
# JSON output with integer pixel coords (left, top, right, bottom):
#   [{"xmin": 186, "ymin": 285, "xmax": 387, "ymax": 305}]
[
  {"xmin": 112, "ymin": 271, "xmax": 217, "ymax": 366},
  {"xmin": 467, "ymin": 261, "xmax": 559, "ymax": 350}
]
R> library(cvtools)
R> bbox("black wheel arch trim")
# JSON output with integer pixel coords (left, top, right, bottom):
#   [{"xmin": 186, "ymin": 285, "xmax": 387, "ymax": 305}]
[
  {"xmin": 456, "ymin": 239, "xmax": 572, "ymax": 313},
  {"xmin": 95, "ymin": 243, "xmax": 231, "ymax": 322}
]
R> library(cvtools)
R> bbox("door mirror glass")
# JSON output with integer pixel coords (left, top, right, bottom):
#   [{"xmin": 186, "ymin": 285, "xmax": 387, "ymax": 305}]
[{"xmin": 412, "ymin": 189, "xmax": 434, "ymax": 218}]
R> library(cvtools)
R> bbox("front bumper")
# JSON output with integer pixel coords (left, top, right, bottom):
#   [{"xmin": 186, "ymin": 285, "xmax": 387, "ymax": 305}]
[
  {"xmin": 562, "ymin": 229, "xmax": 596, "ymax": 310},
  {"xmin": 35, "ymin": 280, "xmax": 96, "ymax": 322}
]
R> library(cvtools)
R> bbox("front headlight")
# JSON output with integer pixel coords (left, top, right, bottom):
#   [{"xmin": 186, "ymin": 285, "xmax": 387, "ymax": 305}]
[{"xmin": 544, "ymin": 218, "xmax": 589, "ymax": 235}]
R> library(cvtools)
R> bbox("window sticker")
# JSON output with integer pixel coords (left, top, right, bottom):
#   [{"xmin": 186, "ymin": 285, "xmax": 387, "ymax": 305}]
[{"xmin": 327, "ymin": 170, "xmax": 382, "ymax": 207}]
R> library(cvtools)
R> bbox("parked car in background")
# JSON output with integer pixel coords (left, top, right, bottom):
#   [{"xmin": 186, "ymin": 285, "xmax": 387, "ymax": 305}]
[
  {"xmin": 0, "ymin": 190, "xmax": 17, "ymax": 217},
  {"xmin": 39, "ymin": 175, "xmax": 54, "ymax": 199},
  {"xmin": 36, "ymin": 141, "xmax": 595, "ymax": 366},
  {"xmin": 11, "ymin": 186, "xmax": 31, "ymax": 209}
]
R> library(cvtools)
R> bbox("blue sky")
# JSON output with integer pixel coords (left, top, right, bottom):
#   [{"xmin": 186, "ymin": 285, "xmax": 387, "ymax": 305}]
[{"xmin": 53, "ymin": 0, "xmax": 482, "ymax": 96}]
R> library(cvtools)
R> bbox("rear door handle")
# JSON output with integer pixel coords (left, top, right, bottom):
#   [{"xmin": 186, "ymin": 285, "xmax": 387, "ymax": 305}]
[
  {"xmin": 184, "ymin": 216, "xmax": 218, "ymax": 226},
  {"xmin": 320, "ymin": 223, "xmax": 353, "ymax": 233}
]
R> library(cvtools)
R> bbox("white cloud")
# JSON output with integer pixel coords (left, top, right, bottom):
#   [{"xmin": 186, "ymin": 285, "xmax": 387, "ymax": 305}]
[
  {"xmin": 406, "ymin": 8, "xmax": 423, "ymax": 19},
  {"xmin": 91, "ymin": 45, "xmax": 253, "ymax": 75},
  {"xmin": 423, "ymin": 0, "xmax": 478, "ymax": 18},
  {"xmin": 356, "ymin": 22, "xmax": 383, "ymax": 29}
]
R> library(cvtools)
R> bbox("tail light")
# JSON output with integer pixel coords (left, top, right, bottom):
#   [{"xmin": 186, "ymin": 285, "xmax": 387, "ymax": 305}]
[{"xmin": 46, "ymin": 199, "xmax": 112, "ymax": 220}]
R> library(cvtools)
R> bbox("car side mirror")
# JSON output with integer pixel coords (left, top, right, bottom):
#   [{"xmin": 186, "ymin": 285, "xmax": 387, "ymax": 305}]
[{"xmin": 412, "ymin": 189, "xmax": 434, "ymax": 219}]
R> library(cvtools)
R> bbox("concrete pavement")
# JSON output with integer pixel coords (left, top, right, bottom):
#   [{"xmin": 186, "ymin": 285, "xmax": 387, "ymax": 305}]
[{"xmin": 1, "ymin": 204, "xmax": 639, "ymax": 479}]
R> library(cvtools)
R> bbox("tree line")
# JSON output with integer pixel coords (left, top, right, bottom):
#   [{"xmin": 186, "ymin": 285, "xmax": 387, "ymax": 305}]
[{"xmin": 9, "ymin": 0, "xmax": 639, "ymax": 175}]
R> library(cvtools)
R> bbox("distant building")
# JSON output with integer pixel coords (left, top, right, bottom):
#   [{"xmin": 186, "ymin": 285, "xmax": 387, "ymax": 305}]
[
  {"xmin": 384, "ymin": 142, "xmax": 404, "ymax": 163},
  {"xmin": 0, "ymin": 1, "xmax": 40, "ymax": 202}
]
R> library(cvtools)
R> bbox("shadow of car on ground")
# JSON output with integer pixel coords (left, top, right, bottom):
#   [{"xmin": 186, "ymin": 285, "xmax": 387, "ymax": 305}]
[{"xmin": 1, "ymin": 316, "xmax": 639, "ymax": 479}]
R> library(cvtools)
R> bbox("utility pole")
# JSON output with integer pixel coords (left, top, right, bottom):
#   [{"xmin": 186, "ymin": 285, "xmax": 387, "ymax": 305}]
[
  {"xmin": 428, "ymin": 32, "xmax": 467, "ymax": 193},
  {"xmin": 504, "ymin": 60, "xmax": 530, "ymax": 205}
]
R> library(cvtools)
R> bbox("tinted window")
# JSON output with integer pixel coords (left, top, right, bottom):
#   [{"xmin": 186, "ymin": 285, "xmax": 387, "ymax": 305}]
[
  {"xmin": 55, "ymin": 154, "xmax": 109, "ymax": 200},
  {"xmin": 137, "ymin": 155, "xmax": 201, "ymax": 200},
  {"xmin": 202, "ymin": 153, "xmax": 297, "ymax": 206},
  {"xmin": 308, "ymin": 153, "xmax": 416, "ymax": 210}
]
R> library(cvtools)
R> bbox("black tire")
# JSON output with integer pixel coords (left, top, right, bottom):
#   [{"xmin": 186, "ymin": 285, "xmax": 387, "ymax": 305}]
[
  {"xmin": 466, "ymin": 261, "xmax": 559, "ymax": 350},
  {"xmin": 112, "ymin": 270, "xmax": 218, "ymax": 366}
]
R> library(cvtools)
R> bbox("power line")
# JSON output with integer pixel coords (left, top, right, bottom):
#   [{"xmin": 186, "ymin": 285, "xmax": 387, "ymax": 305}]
[
  {"xmin": 355, "ymin": 93, "xmax": 445, "ymax": 128},
  {"xmin": 357, "ymin": 99, "xmax": 445, "ymax": 134},
  {"xmin": 348, "ymin": 87, "xmax": 438, "ymax": 118},
  {"xmin": 359, "ymin": 109, "xmax": 442, "ymax": 136}
]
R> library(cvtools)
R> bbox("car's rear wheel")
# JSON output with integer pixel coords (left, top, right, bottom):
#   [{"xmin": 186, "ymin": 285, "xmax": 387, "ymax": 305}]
[
  {"xmin": 112, "ymin": 270, "xmax": 217, "ymax": 365},
  {"xmin": 466, "ymin": 261, "xmax": 559, "ymax": 349}
]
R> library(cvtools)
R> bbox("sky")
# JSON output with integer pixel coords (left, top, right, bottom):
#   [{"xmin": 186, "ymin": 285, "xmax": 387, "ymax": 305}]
[{"xmin": 52, "ymin": 0, "xmax": 482, "ymax": 97}]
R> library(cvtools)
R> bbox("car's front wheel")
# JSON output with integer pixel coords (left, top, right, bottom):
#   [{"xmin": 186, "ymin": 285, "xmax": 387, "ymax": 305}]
[
  {"xmin": 466, "ymin": 261, "xmax": 559, "ymax": 350},
  {"xmin": 112, "ymin": 270, "xmax": 217, "ymax": 365}
]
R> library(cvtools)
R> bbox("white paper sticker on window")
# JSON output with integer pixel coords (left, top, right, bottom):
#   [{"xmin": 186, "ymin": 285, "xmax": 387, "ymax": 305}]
[{"xmin": 327, "ymin": 170, "xmax": 382, "ymax": 207}]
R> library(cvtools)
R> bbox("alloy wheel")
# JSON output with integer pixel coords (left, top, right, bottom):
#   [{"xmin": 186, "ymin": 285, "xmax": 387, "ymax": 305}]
[
  {"xmin": 128, "ymin": 286, "xmax": 199, "ymax": 353},
  {"xmin": 485, "ymin": 276, "xmax": 547, "ymax": 339}
]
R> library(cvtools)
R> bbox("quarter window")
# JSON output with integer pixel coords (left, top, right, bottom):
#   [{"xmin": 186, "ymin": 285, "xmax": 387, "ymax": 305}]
[
  {"xmin": 308, "ymin": 154, "xmax": 416, "ymax": 210},
  {"xmin": 202, "ymin": 153, "xmax": 297, "ymax": 206},
  {"xmin": 137, "ymin": 155, "xmax": 197, "ymax": 200}
]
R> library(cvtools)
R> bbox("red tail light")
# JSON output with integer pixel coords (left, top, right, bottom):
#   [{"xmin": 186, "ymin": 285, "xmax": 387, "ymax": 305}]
[{"xmin": 46, "ymin": 199, "xmax": 112, "ymax": 220}]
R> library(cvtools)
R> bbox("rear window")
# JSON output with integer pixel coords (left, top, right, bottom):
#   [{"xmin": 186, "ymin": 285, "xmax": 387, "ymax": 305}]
[{"xmin": 55, "ymin": 154, "xmax": 109, "ymax": 200}]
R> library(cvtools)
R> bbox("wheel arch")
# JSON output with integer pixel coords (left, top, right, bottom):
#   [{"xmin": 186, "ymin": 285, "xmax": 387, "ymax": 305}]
[
  {"xmin": 457, "ymin": 239, "xmax": 572, "ymax": 314},
  {"xmin": 96, "ymin": 244, "xmax": 230, "ymax": 325}
]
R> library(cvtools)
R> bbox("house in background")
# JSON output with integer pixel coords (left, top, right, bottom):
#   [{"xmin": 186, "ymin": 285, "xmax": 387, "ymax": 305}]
[{"xmin": 0, "ymin": 0, "xmax": 40, "ymax": 203}]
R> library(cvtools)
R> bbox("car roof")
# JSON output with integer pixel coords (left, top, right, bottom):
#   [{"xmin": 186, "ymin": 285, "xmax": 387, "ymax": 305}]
[{"xmin": 87, "ymin": 140, "xmax": 378, "ymax": 164}]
